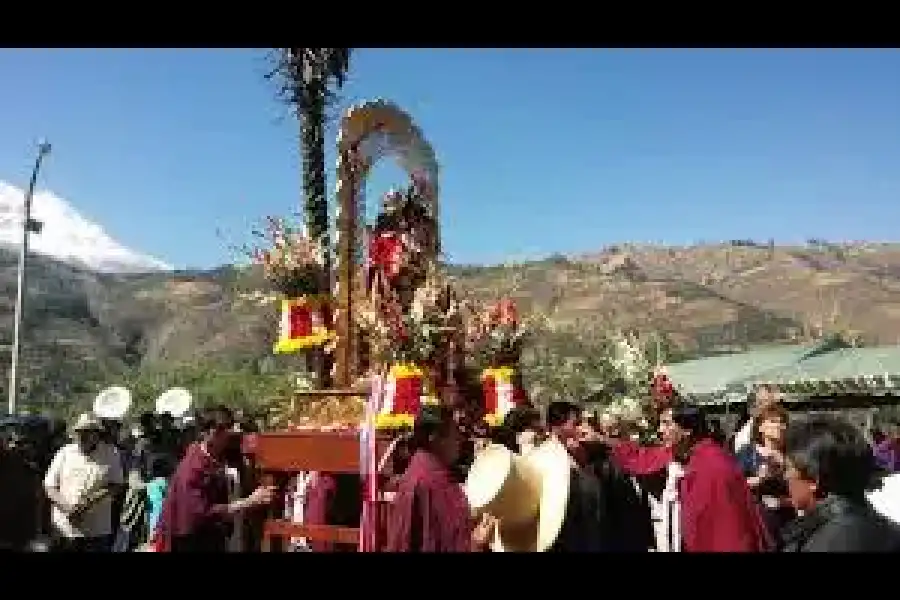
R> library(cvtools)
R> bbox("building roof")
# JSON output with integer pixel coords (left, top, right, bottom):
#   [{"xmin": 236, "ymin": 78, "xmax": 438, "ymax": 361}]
[
  {"xmin": 664, "ymin": 338, "xmax": 845, "ymax": 399},
  {"xmin": 752, "ymin": 346, "xmax": 900, "ymax": 396}
]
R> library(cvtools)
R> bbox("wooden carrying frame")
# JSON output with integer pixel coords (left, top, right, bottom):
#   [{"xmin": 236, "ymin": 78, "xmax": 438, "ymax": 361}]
[{"xmin": 248, "ymin": 390, "xmax": 392, "ymax": 552}]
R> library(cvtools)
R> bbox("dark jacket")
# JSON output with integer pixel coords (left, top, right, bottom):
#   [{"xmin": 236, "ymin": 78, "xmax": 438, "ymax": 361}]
[
  {"xmin": 780, "ymin": 495, "xmax": 900, "ymax": 552},
  {"xmin": 0, "ymin": 449, "xmax": 40, "ymax": 549},
  {"xmin": 585, "ymin": 442, "xmax": 655, "ymax": 551},
  {"xmin": 549, "ymin": 467, "xmax": 605, "ymax": 552}
]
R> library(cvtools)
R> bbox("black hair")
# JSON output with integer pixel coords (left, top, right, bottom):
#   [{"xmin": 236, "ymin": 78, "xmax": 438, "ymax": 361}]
[
  {"xmin": 221, "ymin": 431, "xmax": 244, "ymax": 468},
  {"xmin": 99, "ymin": 419, "xmax": 120, "ymax": 444},
  {"xmin": 410, "ymin": 406, "xmax": 455, "ymax": 452},
  {"xmin": 706, "ymin": 418, "xmax": 727, "ymax": 446},
  {"xmin": 671, "ymin": 405, "xmax": 710, "ymax": 438},
  {"xmin": 374, "ymin": 212, "xmax": 398, "ymax": 232},
  {"xmin": 503, "ymin": 406, "xmax": 542, "ymax": 434},
  {"xmin": 240, "ymin": 418, "xmax": 260, "ymax": 434},
  {"xmin": 139, "ymin": 412, "xmax": 157, "ymax": 430},
  {"xmin": 198, "ymin": 405, "xmax": 235, "ymax": 434},
  {"xmin": 546, "ymin": 401, "xmax": 579, "ymax": 428},
  {"xmin": 490, "ymin": 426, "xmax": 518, "ymax": 453},
  {"xmin": 785, "ymin": 416, "xmax": 876, "ymax": 499},
  {"xmin": 733, "ymin": 401, "xmax": 752, "ymax": 430},
  {"xmin": 150, "ymin": 455, "xmax": 174, "ymax": 479},
  {"xmin": 491, "ymin": 408, "xmax": 541, "ymax": 453}
]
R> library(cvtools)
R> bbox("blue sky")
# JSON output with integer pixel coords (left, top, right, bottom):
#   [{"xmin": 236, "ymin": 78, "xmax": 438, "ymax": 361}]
[{"xmin": 0, "ymin": 48, "xmax": 899, "ymax": 269}]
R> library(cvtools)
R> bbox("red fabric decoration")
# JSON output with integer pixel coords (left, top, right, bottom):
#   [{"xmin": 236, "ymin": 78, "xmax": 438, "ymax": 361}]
[
  {"xmin": 393, "ymin": 375, "xmax": 423, "ymax": 416},
  {"xmin": 369, "ymin": 232, "xmax": 404, "ymax": 280},
  {"xmin": 288, "ymin": 303, "xmax": 313, "ymax": 338}
]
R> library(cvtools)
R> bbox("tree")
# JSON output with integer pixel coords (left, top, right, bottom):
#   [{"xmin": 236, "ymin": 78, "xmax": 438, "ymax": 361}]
[
  {"xmin": 124, "ymin": 361, "xmax": 298, "ymax": 416},
  {"xmin": 267, "ymin": 48, "xmax": 353, "ymax": 274}
]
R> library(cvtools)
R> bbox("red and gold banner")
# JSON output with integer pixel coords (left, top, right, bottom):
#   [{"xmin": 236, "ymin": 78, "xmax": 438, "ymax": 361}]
[
  {"xmin": 481, "ymin": 367, "xmax": 523, "ymax": 427},
  {"xmin": 375, "ymin": 364, "xmax": 423, "ymax": 430},
  {"xmin": 273, "ymin": 296, "xmax": 334, "ymax": 354}
]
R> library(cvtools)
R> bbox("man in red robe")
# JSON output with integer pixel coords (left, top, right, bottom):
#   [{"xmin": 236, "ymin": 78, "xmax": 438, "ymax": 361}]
[
  {"xmin": 152, "ymin": 406, "xmax": 274, "ymax": 552},
  {"xmin": 384, "ymin": 406, "xmax": 495, "ymax": 552},
  {"xmin": 663, "ymin": 406, "xmax": 772, "ymax": 552}
]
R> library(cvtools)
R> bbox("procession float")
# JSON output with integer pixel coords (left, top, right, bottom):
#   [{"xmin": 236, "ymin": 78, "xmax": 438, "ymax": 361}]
[{"xmin": 241, "ymin": 100, "xmax": 535, "ymax": 552}]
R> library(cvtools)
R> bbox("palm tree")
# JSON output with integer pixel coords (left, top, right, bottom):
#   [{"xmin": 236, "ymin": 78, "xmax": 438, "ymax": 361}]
[{"xmin": 267, "ymin": 48, "xmax": 353, "ymax": 279}]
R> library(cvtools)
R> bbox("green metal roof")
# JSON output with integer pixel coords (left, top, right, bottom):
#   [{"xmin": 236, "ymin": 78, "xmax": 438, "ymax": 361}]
[
  {"xmin": 665, "ymin": 338, "xmax": 844, "ymax": 398},
  {"xmin": 752, "ymin": 346, "xmax": 900, "ymax": 396}
]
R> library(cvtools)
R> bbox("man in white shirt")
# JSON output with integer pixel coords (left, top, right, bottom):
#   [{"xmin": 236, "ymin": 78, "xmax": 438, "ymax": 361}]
[{"xmin": 43, "ymin": 413, "xmax": 125, "ymax": 552}]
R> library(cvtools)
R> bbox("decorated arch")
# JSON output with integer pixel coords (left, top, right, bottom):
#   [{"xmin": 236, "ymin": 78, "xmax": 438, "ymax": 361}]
[{"xmin": 332, "ymin": 100, "xmax": 440, "ymax": 387}]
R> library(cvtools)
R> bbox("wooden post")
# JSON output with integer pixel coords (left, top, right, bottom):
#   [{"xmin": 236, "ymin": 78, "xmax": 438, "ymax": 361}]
[{"xmin": 333, "ymin": 146, "xmax": 358, "ymax": 389}]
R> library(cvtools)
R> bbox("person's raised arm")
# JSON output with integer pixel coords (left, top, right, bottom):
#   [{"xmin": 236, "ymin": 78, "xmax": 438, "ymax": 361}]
[
  {"xmin": 609, "ymin": 439, "xmax": 672, "ymax": 476},
  {"xmin": 184, "ymin": 468, "xmax": 273, "ymax": 521}
]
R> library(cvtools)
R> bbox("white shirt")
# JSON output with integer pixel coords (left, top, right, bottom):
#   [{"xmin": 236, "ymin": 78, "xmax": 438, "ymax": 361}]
[
  {"xmin": 867, "ymin": 473, "xmax": 900, "ymax": 526},
  {"xmin": 225, "ymin": 467, "xmax": 243, "ymax": 552},
  {"xmin": 43, "ymin": 442, "xmax": 124, "ymax": 539},
  {"xmin": 658, "ymin": 462, "xmax": 684, "ymax": 552},
  {"xmin": 732, "ymin": 419, "xmax": 754, "ymax": 454}
]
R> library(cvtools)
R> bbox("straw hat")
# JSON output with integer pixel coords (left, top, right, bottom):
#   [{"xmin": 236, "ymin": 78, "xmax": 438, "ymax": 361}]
[
  {"xmin": 71, "ymin": 412, "xmax": 102, "ymax": 433},
  {"xmin": 464, "ymin": 438, "xmax": 573, "ymax": 552}
]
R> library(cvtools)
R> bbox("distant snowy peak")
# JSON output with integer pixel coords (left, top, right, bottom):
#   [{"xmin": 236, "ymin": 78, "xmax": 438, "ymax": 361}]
[{"xmin": 0, "ymin": 181, "xmax": 173, "ymax": 274}]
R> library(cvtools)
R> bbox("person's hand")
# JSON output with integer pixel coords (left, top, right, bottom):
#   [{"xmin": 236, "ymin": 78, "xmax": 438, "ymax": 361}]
[
  {"xmin": 247, "ymin": 485, "xmax": 276, "ymax": 507},
  {"xmin": 761, "ymin": 496, "xmax": 783, "ymax": 510},
  {"xmin": 471, "ymin": 514, "xmax": 498, "ymax": 551},
  {"xmin": 56, "ymin": 500, "xmax": 79, "ymax": 516}
]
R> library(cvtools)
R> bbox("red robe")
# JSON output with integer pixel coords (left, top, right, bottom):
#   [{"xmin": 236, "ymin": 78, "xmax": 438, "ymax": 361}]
[
  {"xmin": 303, "ymin": 473, "xmax": 337, "ymax": 553},
  {"xmin": 153, "ymin": 443, "xmax": 231, "ymax": 552},
  {"xmin": 679, "ymin": 440, "xmax": 772, "ymax": 552},
  {"xmin": 384, "ymin": 450, "xmax": 473, "ymax": 552}
]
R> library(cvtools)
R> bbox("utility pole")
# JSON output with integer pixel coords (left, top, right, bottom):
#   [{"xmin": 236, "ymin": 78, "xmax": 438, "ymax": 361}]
[{"xmin": 7, "ymin": 140, "xmax": 51, "ymax": 415}]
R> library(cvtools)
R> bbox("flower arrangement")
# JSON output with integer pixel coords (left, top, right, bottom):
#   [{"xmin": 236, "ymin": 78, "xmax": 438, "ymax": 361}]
[
  {"xmin": 603, "ymin": 331, "xmax": 668, "ymax": 443},
  {"xmin": 466, "ymin": 297, "xmax": 545, "ymax": 368},
  {"xmin": 357, "ymin": 262, "xmax": 461, "ymax": 430},
  {"xmin": 357, "ymin": 263, "xmax": 458, "ymax": 366},
  {"xmin": 238, "ymin": 216, "xmax": 335, "ymax": 353},
  {"xmin": 463, "ymin": 297, "xmax": 546, "ymax": 427},
  {"xmin": 246, "ymin": 216, "xmax": 328, "ymax": 297}
]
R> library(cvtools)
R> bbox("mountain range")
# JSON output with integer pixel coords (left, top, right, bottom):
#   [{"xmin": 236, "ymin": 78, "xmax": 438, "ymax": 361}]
[{"xmin": 3, "ymin": 181, "xmax": 900, "ymax": 410}]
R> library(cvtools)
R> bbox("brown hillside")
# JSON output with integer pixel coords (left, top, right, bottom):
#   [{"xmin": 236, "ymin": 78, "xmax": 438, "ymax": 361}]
[{"xmin": 4, "ymin": 241, "xmax": 900, "ymax": 403}]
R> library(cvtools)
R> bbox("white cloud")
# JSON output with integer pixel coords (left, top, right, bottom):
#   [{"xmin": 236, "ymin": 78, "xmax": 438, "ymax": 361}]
[{"xmin": 0, "ymin": 181, "xmax": 173, "ymax": 273}]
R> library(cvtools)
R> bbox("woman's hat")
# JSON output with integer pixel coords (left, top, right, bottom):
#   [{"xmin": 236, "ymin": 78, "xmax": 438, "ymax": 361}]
[
  {"xmin": 464, "ymin": 438, "xmax": 573, "ymax": 552},
  {"xmin": 71, "ymin": 412, "xmax": 102, "ymax": 433}
]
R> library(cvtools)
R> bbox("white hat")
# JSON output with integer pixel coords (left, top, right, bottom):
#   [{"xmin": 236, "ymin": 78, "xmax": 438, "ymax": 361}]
[
  {"xmin": 464, "ymin": 438, "xmax": 573, "ymax": 552},
  {"xmin": 71, "ymin": 412, "xmax": 102, "ymax": 433}
]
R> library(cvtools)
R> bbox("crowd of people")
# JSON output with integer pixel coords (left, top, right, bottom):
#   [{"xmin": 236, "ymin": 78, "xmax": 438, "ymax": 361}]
[
  {"xmin": 0, "ymin": 407, "xmax": 262, "ymax": 552},
  {"xmin": 2, "ymin": 389, "xmax": 900, "ymax": 553},
  {"xmin": 385, "ymin": 391, "xmax": 900, "ymax": 552}
]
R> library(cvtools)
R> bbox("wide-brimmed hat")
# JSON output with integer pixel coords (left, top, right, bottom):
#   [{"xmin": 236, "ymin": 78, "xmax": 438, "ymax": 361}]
[
  {"xmin": 71, "ymin": 412, "xmax": 102, "ymax": 433},
  {"xmin": 464, "ymin": 438, "xmax": 573, "ymax": 552}
]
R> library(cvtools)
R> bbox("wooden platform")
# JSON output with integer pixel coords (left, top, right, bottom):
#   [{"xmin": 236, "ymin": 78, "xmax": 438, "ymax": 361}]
[{"xmin": 247, "ymin": 429, "xmax": 393, "ymax": 551}]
